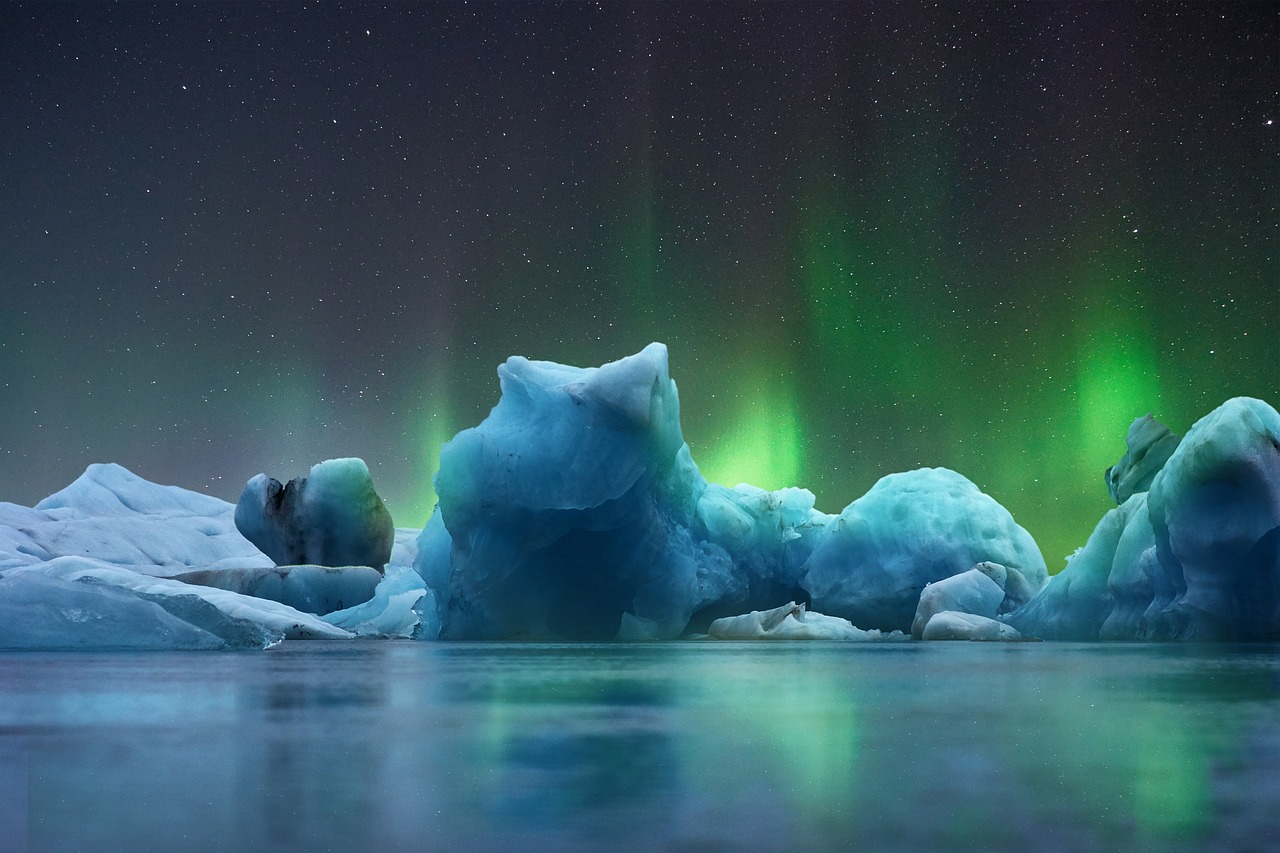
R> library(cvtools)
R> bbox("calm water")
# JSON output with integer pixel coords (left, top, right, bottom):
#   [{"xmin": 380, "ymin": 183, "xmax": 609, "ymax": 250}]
[{"xmin": 1, "ymin": 642, "xmax": 1277, "ymax": 853}]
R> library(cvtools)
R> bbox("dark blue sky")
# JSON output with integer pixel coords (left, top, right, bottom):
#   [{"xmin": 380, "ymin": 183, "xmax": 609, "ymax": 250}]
[{"xmin": 2, "ymin": 1, "xmax": 1276, "ymax": 566}]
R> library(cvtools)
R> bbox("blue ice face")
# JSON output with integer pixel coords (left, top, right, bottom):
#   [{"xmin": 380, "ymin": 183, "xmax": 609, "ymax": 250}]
[
  {"xmin": 1106, "ymin": 414, "xmax": 1181, "ymax": 504},
  {"xmin": 423, "ymin": 344, "xmax": 819, "ymax": 639},
  {"xmin": 1010, "ymin": 397, "xmax": 1280, "ymax": 640},
  {"xmin": 429, "ymin": 344, "xmax": 703, "ymax": 639}
]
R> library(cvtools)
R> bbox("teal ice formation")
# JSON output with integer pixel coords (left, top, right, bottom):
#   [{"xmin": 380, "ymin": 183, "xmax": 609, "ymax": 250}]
[
  {"xmin": 0, "ymin": 344, "xmax": 1277, "ymax": 648},
  {"xmin": 1009, "ymin": 397, "xmax": 1280, "ymax": 641},
  {"xmin": 235, "ymin": 458, "xmax": 395, "ymax": 571}
]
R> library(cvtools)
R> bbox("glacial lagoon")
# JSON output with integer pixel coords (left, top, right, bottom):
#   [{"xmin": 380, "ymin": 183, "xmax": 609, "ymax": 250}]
[{"xmin": 4, "ymin": 641, "xmax": 1278, "ymax": 852}]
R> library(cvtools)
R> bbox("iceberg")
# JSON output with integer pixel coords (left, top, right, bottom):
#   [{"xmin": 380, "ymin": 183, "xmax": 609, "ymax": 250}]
[
  {"xmin": 419, "ymin": 344, "xmax": 1044, "ymax": 640},
  {"xmin": 911, "ymin": 568, "xmax": 1005, "ymax": 640},
  {"xmin": 0, "ymin": 463, "xmax": 271, "ymax": 573},
  {"xmin": 707, "ymin": 601, "xmax": 905, "ymax": 641},
  {"xmin": 323, "ymin": 564, "xmax": 429, "ymax": 639},
  {"xmin": 429, "ymin": 344, "xmax": 709, "ymax": 639},
  {"xmin": 3, "ymin": 557, "xmax": 352, "ymax": 648},
  {"xmin": 1, "ymin": 343, "xmax": 1273, "ymax": 648},
  {"xmin": 801, "ymin": 468, "xmax": 1048, "ymax": 632},
  {"xmin": 0, "ymin": 570, "xmax": 227, "ymax": 650},
  {"xmin": 1008, "ymin": 397, "xmax": 1280, "ymax": 640},
  {"xmin": 0, "ymin": 463, "xmax": 373, "ymax": 649},
  {"xmin": 234, "ymin": 458, "xmax": 395, "ymax": 571},
  {"xmin": 424, "ymin": 344, "xmax": 820, "ymax": 640},
  {"xmin": 910, "ymin": 562, "xmax": 1037, "ymax": 640},
  {"xmin": 0, "ymin": 345, "xmax": 1054, "ymax": 646},
  {"xmin": 23, "ymin": 557, "xmax": 353, "ymax": 641}
]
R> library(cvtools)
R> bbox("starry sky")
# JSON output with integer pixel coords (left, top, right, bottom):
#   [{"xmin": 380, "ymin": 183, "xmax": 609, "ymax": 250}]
[{"xmin": 1, "ymin": 1, "xmax": 1276, "ymax": 568}]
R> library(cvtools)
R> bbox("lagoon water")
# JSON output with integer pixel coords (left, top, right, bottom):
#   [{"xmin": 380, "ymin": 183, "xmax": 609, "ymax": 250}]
[{"xmin": 2, "ymin": 642, "xmax": 1278, "ymax": 852}]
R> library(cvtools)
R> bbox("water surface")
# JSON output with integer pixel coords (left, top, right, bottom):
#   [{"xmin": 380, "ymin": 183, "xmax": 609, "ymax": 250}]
[{"xmin": 2, "ymin": 642, "xmax": 1277, "ymax": 852}]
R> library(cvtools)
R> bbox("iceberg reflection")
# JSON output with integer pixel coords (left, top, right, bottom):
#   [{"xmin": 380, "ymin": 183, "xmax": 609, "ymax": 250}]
[{"xmin": 3, "ymin": 642, "xmax": 1278, "ymax": 851}]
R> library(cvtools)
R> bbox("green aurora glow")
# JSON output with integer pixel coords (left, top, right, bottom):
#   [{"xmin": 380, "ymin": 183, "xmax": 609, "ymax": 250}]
[{"xmin": 0, "ymin": 3, "xmax": 1274, "ymax": 571}]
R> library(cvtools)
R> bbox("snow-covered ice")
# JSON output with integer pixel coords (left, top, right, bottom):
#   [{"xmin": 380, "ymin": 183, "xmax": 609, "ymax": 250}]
[
  {"xmin": 911, "ymin": 568, "xmax": 1005, "ymax": 640},
  {"xmin": 4, "ymin": 557, "xmax": 351, "ymax": 648},
  {"xmin": 920, "ymin": 611, "xmax": 1024, "ymax": 641},
  {"xmin": 0, "ymin": 570, "xmax": 229, "ymax": 650},
  {"xmin": 0, "ymin": 463, "xmax": 271, "ymax": 573}
]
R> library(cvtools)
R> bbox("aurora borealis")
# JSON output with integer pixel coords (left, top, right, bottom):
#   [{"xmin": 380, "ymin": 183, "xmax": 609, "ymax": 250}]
[{"xmin": 1, "ymin": 2, "xmax": 1275, "ymax": 568}]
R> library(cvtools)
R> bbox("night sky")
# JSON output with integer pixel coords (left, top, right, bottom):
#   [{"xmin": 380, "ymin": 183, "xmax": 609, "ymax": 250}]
[{"xmin": 2, "ymin": 2, "xmax": 1276, "ymax": 568}]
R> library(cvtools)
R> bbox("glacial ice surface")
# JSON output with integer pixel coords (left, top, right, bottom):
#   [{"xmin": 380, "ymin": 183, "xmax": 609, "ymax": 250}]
[
  {"xmin": 166, "ymin": 565, "xmax": 382, "ymax": 615},
  {"xmin": 911, "ymin": 568, "xmax": 1005, "ymax": 640},
  {"xmin": 17, "ymin": 557, "xmax": 353, "ymax": 642},
  {"xmin": 0, "ymin": 463, "xmax": 271, "ymax": 573},
  {"xmin": 921, "ymin": 611, "xmax": 1024, "ymax": 641},
  {"xmin": 0, "ymin": 570, "xmax": 227, "ymax": 650},
  {"xmin": 428, "ymin": 344, "xmax": 690, "ymax": 639},
  {"xmin": 425, "ymin": 344, "xmax": 827, "ymax": 639},
  {"xmin": 323, "ymin": 564, "xmax": 429, "ymax": 639}
]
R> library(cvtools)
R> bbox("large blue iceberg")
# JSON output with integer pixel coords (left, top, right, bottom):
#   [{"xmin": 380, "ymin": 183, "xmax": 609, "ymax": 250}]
[{"xmin": 415, "ymin": 343, "xmax": 1047, "ymax": 640}]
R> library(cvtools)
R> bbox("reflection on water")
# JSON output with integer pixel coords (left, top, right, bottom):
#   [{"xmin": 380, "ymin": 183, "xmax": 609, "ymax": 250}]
[{"xmin": 0, "ymin": 642, "xmax": 1277, "ymax": 852}]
